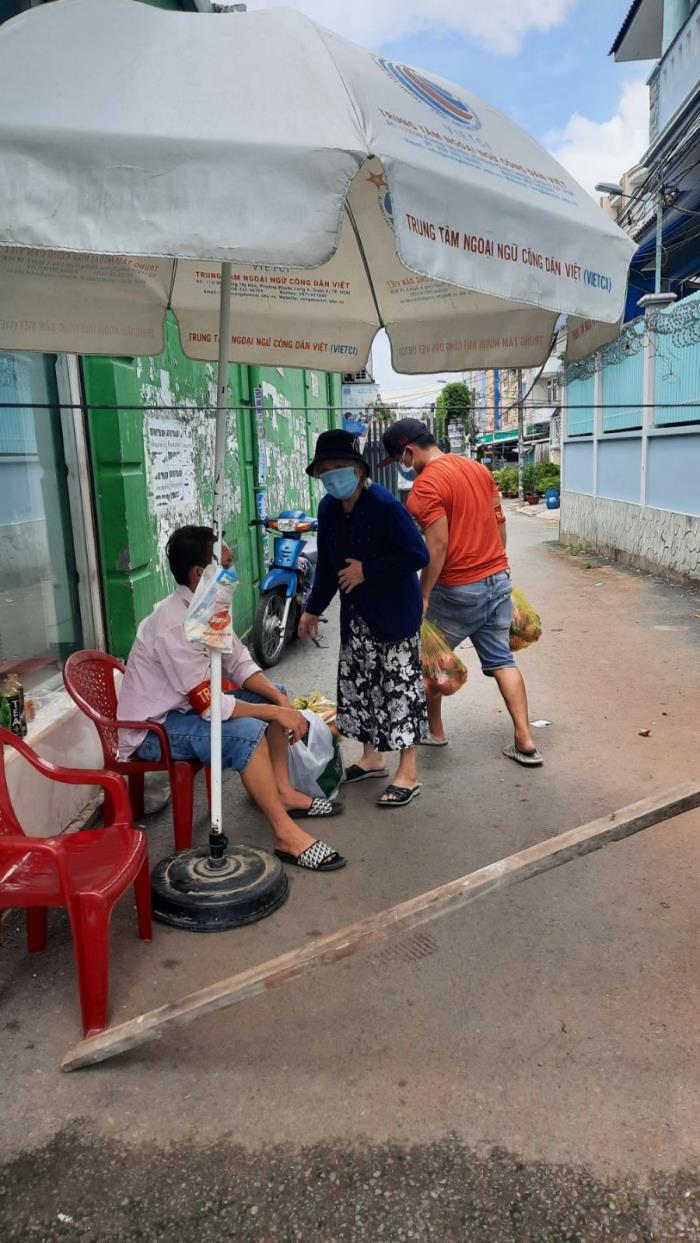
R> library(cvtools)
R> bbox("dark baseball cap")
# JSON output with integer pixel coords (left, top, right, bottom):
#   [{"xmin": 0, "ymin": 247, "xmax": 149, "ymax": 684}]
[{"xmin": 378, "ymin": 418, "xmax": 428, "ymax": 469}]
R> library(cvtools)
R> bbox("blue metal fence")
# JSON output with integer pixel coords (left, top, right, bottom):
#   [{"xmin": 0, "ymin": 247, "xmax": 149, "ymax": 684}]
[
  {"xmin": 655, "ymin": 306, "xmax": 700, "ymax": 426},
  {"xmin": 566, "ymin": 376, "xmax": 594, "ymax": 436},
  {"xmin": 601, "ymin": 325, "xmax": 644, "ymax": 432},
  {"xmin": 563, "ymin": 294, "xmax": 700, "ymax": 518}
]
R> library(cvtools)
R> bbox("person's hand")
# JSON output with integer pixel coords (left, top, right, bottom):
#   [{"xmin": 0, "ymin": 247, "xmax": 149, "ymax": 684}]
[
  {"xmin": 276, "ymin": 707, "xmax": 309, "ymax": 743},
  {"xmin": 422, "ymin": 593, "xmax": 431, "ymax": 620},
  {"xmin": 299, "ymin": 612, "xmax": 319, "ymax": 640},
  {"xmin": 338, "ymin": 558, "xmax": 365, "ymax": 593}
]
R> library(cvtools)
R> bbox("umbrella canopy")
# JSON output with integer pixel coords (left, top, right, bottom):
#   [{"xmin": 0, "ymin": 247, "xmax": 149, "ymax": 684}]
[{"xmin": 0, "ymin": 0, "xmax": 634, "ymax": 371}]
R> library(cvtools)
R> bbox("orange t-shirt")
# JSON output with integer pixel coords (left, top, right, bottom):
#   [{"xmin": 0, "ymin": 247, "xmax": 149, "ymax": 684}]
[{"xmin": 407, "ymin": 455, "xmax": 508, "ymax": 587}]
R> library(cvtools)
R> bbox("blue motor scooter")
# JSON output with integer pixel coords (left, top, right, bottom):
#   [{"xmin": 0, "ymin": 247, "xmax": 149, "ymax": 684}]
[{"xmin": 249, "ymin": 511, "xmax": 319, "ymax": 667}]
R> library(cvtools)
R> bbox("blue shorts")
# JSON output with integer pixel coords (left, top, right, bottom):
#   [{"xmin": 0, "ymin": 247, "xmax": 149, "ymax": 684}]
[
  {"xmin": 428, "ymin": 572, "xmax": 515, "ymax": 675},
  {"xmin": 136, "ymin": 688, "xmax": 282, "ymax": 772}
]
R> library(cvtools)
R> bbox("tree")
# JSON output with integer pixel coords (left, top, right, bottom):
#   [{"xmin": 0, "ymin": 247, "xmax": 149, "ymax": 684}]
[
  {"xmin": 435, "ymin": 381, "xmax": 478, "ymax": 450},
  {"xmin": 373, "ymin": 398, "xmax": 398, "ymax": 420}
]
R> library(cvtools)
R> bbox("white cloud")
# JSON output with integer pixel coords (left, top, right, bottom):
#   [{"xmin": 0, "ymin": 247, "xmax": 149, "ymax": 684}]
[
  {"xmin": 245, "ymin": 0, "xmax": 575, "ymax": 56},
  {"xmin": 547, "ymin": 77, "xmax": 650, "ymax": 198}
]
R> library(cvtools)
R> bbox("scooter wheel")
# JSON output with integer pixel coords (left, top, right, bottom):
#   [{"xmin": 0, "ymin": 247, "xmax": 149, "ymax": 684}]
[{"xmin": 251, "ymin": 589, "xmax": 287, "ymax": 667}]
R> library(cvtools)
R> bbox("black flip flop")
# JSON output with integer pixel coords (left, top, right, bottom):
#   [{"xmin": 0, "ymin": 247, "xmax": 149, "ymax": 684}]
[
  {"xmin": 344, "ymin": 764, "xmax": 389, "ymax": 784},
  {"xmin": 288, "ymin": 797, "xmax": 344, "ymax": 820},
  {"xmin": 377, "ymin": 783, "xmax": 422, "ymax": 808},
  {"xmin": 275, "ymin": 839, "xmax": 347, "ymax": 871}
]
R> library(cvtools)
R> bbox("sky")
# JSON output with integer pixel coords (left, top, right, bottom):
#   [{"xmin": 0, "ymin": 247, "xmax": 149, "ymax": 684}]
[{"xmin": 246, "ymin": 0, "xmax": 655, "ymax": 405}]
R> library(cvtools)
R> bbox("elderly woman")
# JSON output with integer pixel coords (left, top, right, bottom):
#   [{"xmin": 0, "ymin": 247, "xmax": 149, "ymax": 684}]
[{"xmin": 300, "ymin": 430, "xmax": 429, "ymax": 808}]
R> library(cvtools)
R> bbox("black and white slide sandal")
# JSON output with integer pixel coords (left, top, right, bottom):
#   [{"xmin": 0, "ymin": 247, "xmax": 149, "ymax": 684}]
[
  {"xmin": 289, "ymin": 798, "xmax": 344, "ymax": 820},
  {"xmin": 275, "ymin": 839, "xmax": 347, "ymax": 871}
]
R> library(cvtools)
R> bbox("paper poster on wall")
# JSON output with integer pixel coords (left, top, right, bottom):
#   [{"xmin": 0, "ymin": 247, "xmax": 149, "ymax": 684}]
[
  {"xmin": 253, "ymin": 385, "xmax": 267, "ymax": 484},
  {"xmin": 147, "ymin": 416, "xmax": 195, "ymax": 515}
]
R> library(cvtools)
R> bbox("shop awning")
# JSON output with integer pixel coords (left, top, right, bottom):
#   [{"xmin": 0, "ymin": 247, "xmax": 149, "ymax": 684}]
[
  {"xmin": 525, "ymin": 405, "xmax": 557, "ymax": 436},
  {"xmin": 625, "ymin": 185, "xmax": 700, "ymax": 320},
  {"xmin": 476, "ymin": 429, "xmax": 518, "ymax": 445}
]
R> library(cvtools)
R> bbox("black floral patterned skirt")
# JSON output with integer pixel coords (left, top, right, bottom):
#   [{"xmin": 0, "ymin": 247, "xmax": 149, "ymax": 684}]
[{"xmin": 336, "ymin": 611, "xmax": 428, "ymax": 753}]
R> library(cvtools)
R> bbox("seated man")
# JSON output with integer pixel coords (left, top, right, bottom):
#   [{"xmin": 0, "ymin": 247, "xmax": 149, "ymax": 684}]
[{"xmin": 117, "ymin": 525, "xmax": 345, "ymax": 872}]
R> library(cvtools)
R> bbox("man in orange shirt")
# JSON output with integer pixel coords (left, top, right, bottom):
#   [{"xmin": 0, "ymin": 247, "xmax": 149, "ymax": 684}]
[{"xmin": 380, "ymin": 419, "xmax": 542, "ymax": 766}]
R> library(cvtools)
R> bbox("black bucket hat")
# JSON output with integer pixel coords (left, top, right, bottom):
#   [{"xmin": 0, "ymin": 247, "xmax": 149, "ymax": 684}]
[{"xmin": 306, "ymin": 429, "xmax": 370, "ymax": 477}]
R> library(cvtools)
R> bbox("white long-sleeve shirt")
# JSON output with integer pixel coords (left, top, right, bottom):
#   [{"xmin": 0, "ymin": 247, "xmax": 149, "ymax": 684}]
[{"xmin": 117, "ymin": 586, "xmax": 260, "ymax": 758}]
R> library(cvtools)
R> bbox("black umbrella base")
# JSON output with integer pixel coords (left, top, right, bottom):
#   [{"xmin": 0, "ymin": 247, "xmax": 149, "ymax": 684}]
[{"xmin": 151, "ymin": 842, "xmax": 289, "ymax": 932}]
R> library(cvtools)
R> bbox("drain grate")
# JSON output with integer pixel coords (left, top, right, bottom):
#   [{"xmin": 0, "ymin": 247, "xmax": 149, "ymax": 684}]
[{"xmin": 375, "ymin": 930, "xmax": 439, "ymax": 966}]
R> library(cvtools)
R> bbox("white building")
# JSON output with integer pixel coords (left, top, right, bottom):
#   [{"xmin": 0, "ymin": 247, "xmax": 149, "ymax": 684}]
[
  {"xmin": 341, "ymin": 354, "xmax": 379, "ymax": 435},
  {"xmin": 521, "ymin": 354, "xmax": 563, "ymax": 464}
]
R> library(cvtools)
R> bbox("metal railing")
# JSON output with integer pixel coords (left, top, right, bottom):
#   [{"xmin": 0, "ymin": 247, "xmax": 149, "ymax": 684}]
[{"xmin": 363, "ymin": 415, "xmax": 439, "ymax": 498}]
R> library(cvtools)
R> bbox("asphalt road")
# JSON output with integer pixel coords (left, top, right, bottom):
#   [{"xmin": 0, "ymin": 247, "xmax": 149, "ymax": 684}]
[{"xmin": 1, "ymin": 509, "xmax": 698, "ymax": 1241}]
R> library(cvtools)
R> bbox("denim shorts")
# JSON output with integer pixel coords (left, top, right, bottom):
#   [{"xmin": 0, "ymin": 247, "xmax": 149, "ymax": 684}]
[
  {"xmin": 136, "ymin": 688, "xmax": 282, "ymax": 772},
  {"xmin": 428, "ymin": 572, "xmax": 515, "ymax": 675}
]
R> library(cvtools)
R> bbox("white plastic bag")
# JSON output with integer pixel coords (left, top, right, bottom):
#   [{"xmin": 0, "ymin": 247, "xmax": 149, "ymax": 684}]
[
  {"xmin": 288, "ymin": 709, "xmax": 336, "ymax": 800},
  {"xmin": 184, "ymin": 564, "xmax": 239, "ymax": 652}
]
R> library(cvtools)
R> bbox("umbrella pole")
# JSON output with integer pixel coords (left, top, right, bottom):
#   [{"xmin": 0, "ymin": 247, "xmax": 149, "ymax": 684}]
[
  {"xmin": 208, "ymin": 261, "xmax": 233, "ymax": 861},
  {"xmin": 150, "ymin": 263, "xmax": 289, "ymax": 929}
]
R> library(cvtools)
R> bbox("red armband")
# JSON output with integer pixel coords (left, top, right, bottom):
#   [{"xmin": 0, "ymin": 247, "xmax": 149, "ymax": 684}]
[
  {"xmin": 187, "ymin": 680, "xmax": 212, "ymax": 714},
  {"xmin": 494, "ymin": 503, "xmax": 506, "ymax": 526},
  {"xmin": 187, "ymin": 679, "xmax": 239, "ymax": 715}
]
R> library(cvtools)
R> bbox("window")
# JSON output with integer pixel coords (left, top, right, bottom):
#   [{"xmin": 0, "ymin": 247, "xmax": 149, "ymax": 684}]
[
  {"xmin": 0, "ymin": 353, "xmax": 84, "ymax": 700},
  {"xmin": 342, "ymin": 369, "xmax": 372, "ymax": 383},
  {"xmin": 546, "ymin": 377, "xmax": 561, "ymax": 404}
]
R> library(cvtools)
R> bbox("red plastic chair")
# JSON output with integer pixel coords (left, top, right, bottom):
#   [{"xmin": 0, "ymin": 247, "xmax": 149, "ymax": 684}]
[
  {"xmin": 0, "ymin": 728, "xmax": 152, "ymax": 1036},
  {"xmin": 64, "ymin": 650, "xmax": 210, "ymax": 852}
]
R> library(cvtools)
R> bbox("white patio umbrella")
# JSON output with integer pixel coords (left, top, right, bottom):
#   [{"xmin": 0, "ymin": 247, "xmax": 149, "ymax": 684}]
[{"xmin": 0, "ymin": 0, "xmax": 635, "ymax": 923}]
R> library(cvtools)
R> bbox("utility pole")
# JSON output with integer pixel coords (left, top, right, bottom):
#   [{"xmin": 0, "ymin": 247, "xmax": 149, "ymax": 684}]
[
  {"xmin": 595, "ymin": 175, "xmax": 666, "ymax": 298},
  {"xmin": 654, "ymin": 177, "xmax": 664, "ymax": 294},
  {"xmin": 517, "ymin": 367, "xmax": 525, "ymax": 503},
  {"xmin": 494, "ymin": 369, "xmax": 501, "ymax": 431}
]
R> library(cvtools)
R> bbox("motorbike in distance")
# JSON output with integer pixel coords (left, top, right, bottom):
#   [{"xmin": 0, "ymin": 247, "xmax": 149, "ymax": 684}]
[{"xmin": 249, "ymin": 511, "xmax": 320, "ymax": 667}]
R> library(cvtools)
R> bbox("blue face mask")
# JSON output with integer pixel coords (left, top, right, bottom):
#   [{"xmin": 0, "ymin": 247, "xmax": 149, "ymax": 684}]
[{"xmin": 320, "ymin": 466, "xmax": 359, "ymax": 500}]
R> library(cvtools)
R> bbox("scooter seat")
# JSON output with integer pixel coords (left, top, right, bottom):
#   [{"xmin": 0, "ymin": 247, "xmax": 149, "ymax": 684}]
[{"xmin": 302, "ymin": 537, "xmax": 318, "ymax": 566}]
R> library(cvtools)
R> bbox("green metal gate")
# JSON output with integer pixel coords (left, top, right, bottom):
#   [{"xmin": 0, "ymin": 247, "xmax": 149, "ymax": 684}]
[{"xmin": 82, "ymin": 313, "xmax": 341, "ymax": 658}]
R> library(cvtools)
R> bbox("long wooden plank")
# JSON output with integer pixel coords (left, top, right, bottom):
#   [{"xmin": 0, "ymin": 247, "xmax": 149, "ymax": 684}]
[{"xmin": 61, "ymin": 780, "xmax": 700, "ymax": 1071}]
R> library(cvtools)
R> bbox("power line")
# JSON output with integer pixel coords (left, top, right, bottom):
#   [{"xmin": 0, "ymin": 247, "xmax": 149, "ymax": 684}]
[
  {"xmin": 1, "ymin": 401, "xmax": 699, "ymax": 413},
  {"xmin": 661, "ymin": 220, "xmax": 700, "ymax": 254},
  {"xmin": 614, "ymin": 142, "xmax": 700, "ymax": 234},
  {"xmin": 666, "ymin": 152, "xmax": 700, "ymax": 186}
]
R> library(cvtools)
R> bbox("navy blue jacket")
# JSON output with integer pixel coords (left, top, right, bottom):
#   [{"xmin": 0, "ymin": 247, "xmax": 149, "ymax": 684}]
[{"xmin": 305, "ymin": 483, "xmax": 429, "ymax": 644}]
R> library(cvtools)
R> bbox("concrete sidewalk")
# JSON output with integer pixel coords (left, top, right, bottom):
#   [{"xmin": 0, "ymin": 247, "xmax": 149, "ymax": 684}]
[{"xmin": 1, "ymin": 512, "xmax": 699, "ymax": 1241}]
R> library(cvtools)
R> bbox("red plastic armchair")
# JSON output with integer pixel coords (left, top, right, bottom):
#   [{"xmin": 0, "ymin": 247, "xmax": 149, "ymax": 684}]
[
  {"xmin": 63, "ymin": 650, "xmax": 210, "ymax": 852},
  {"xmin": 0, "ymin": 728, "xmax": 151, "ymax": 1037}
]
